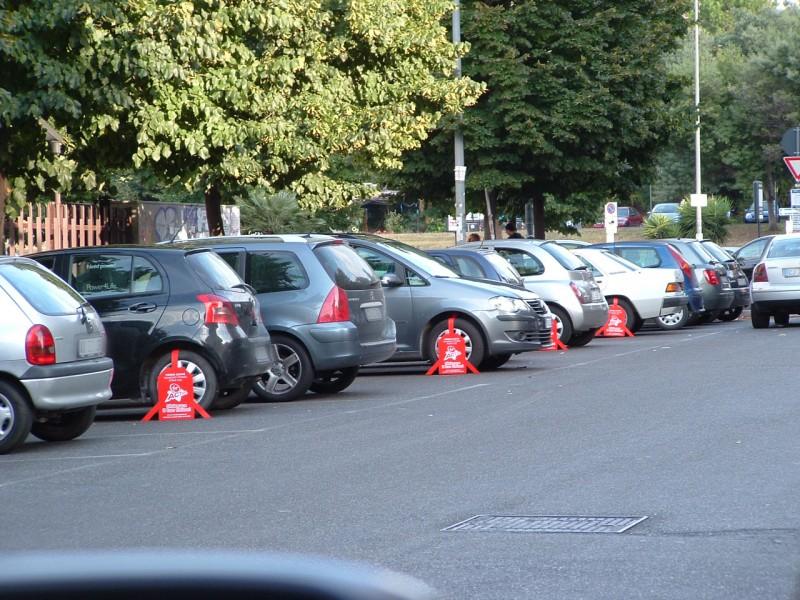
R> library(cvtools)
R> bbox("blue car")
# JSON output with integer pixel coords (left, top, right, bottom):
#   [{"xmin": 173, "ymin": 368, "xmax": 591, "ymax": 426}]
[{"xmin": 588, "ymin": 241, "xmax": 706, "ymax": 329}]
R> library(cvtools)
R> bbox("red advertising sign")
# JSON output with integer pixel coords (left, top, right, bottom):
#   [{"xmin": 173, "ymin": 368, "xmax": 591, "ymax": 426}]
[
  {"xmin": 142, "ymin": 350, "xmax": 211, "ymax": 421},
  {"xmin": 426, "ymin": 317, "xmax": 479, "ymax": 376},
  {"xmin": 596, "ymin": 298, "xmax": 634, "ymax": 338}
]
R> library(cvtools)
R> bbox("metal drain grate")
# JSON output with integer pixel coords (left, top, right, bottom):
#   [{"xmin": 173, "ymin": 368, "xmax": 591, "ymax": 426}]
[{"xmin": 443, "ymin": 515, "xmax": 647, "ymax": 534}]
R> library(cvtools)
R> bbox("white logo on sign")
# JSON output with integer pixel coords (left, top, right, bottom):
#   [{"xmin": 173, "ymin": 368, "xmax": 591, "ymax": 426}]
[
  {"xmin": 443, "ymin": 347, "xmax": 462, "ymax": 362},
  {"xmin": 165, "ymin": 383, "xmax": 189, "ymax": 403}
]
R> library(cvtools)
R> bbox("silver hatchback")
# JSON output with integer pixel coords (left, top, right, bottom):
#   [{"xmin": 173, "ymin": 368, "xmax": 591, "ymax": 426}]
[{"xmin": 0, "ymin": 257, "xmax": 113, "ymax": 453}]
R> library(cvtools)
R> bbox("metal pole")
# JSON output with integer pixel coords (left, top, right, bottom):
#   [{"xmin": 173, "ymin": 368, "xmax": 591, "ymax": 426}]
[
  {"xmin": 694, "ymin": 0, "xmax": 703, "ymax": 241},
  {"xmin": 453, "ymin": 0, "xmax": 466, "ymax": 244}
]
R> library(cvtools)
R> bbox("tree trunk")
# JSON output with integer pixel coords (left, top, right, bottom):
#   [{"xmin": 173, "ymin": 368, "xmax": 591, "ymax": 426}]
[
  {"xmin": 0, "ymin": 172, "xmax": 8, "ymax": 255},
  {"xmin": 483, "ymin": 188, "xmax": 497, "ymax": 239},
  {"xmin": 532, "ymin": 192, "xmax": 546, "ymax": 239},
  {"xmin": 418, "ymin": 197, "xmax": 426, "ymax": 232},
  {"xmin": 204, "ymin": 184, "xmax": 225, "ymax": 236},
  {"xmin": 765, "ymin": 169, "xmax": 778, "ymax": 232}
]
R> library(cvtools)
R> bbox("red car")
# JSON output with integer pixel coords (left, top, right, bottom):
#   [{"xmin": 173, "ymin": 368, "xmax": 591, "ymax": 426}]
[{"xmin": 592, "ymin": 206, "xmax": 644, "ymax": 228}]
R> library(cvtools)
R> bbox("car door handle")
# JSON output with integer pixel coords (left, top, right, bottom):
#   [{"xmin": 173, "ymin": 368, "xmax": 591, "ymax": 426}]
[{"xmin": 129, "ymin": 302, "xmax": 158, "ymax": 313}]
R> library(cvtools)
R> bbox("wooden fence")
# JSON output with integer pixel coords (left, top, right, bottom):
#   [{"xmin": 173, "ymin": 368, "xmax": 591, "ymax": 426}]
[{"xmin": 4, "ymin": 199, "xmax": 110, "ymax": 256}]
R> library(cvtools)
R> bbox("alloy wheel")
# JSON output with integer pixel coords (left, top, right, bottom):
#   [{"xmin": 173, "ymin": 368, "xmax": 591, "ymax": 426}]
[
  {"xmin": 658, "ymin": 309, "xmax": 684, "ymax": 327},
  {"xmin": 0, "ymin": 394, "xmax": 14, "ymax": 442},
  {"xmin": 256, "ymin": 343, "xmax": 302, "ymax": 396},
  {"xmin": 434, "ymin": 327, "xmax": 473, "ymax": 360},
  {"xmin": 159, "ymin": 359, "xmax": 207, "ymax": 403}
]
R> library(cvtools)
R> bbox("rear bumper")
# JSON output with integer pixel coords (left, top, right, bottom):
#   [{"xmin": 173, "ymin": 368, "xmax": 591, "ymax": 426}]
[
  {"xmin": 660, "ymin": 293, "xmax": 689, "ymax": 315},
  {"xmin": 300, "ymin": 320, "xmax": 397, "ymax": 370},
  {"xmin": 21, "ymin": 357, "xmax": 113, "ymax": 412},
  {"xmin": 702, "ymin": 288, "xmax": 734, "ymax": 312},
  {"xmin": 731, "ymin": 287, "xmax": 750, "ymax": 308},
  {"xmin": 751, "ymin": 287, "xmax": 800, "ymax": 307},
  {"xmin": 209, "ymin": 333, "xmax": 276, "ymax": 387},
  {"xmin": 482, "ymin": 312, "xmax": 550, "ymax": 355},
  {"xmin": 572, "ymin": 302, "xmax": 609, "ymax": 332}
]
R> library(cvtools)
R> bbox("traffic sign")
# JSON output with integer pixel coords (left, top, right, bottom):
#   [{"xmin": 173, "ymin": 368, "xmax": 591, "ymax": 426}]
[
  {"xmin": 604, "ymin": 202, "xmax": 617, "ymax": 231},
  {"xmin": 781, "ymin": 127, "xmax": 800, "ymax": 156},
  {"xmin": 690, "ymin": 193, "xmax": 707, "ymax": 207},
  {"xmin": 784, "ymin": 156, "xmax": 800, "ymax": 183}
]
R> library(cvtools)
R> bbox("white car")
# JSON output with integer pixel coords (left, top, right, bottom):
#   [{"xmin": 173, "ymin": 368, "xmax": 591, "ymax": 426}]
[
  {"xmin": 572, "ymin": 248, "xmax": 689, "ymax": 332},
  {"xmin": 749, "ymin": 234, "xmax": 800, "ymax": 328}
]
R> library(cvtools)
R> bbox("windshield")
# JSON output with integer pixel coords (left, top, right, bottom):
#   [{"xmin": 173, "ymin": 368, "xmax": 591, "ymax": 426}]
[
  {"xmin": 314, "ymin": 243, "xmax": 379, "ymax": 290},
  {"xmin": 767, "ymin": 237, "xmax": 800, "ymax": 258},
  {"xmin": 186, "ymin": 250, "xmax": 243, "ymax": 290},
  {"xmin": 690, "ymin": 242, "xmax": 719, "ymax": 263},
  {"xmin": 653, "ymin": 204, "xmax": 678, "ymax": 213},
  {"xmin": 618, "ymin": 207, "xmax": 630, "ymax": 217},
  {"xmin": 575, "ymin": 250, "xmax": 635, "ymax": 275},
  {"xmin": 540, "ymin": 241, "xmax": 586, "ymax": 271},
  {"xmin": 0, "ymin": 260, "xmax": 86, "ymax": 316},
  {"xmin": 484, "ymin": 252, "xmax": 523, "ymax": 284},
  {"xmin": 368, "ymin": 238, "xmax": 458, "ymax": 277}
]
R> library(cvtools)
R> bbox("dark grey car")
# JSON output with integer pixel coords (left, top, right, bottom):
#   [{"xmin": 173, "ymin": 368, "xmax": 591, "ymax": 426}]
[{"xmin": 174, "ymin": 236, "xmax": 397, "ymax": 401}]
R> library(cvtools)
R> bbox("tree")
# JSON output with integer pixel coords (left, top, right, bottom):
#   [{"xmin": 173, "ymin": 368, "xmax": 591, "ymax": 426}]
[{"xmin": 393, "ymin": 0, "xmax": 688, "ymax": 239}]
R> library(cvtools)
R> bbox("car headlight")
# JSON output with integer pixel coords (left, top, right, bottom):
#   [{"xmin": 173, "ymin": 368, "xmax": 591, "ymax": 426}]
[{"xmin": 489, "ymin": 296, "xmax": 529, "ymax": 313}]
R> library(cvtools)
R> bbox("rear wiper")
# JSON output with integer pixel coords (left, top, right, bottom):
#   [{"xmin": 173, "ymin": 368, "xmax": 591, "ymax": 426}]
[{"xmin": 232, "ymin": 282, "xmax": 257, "ymax": 295}]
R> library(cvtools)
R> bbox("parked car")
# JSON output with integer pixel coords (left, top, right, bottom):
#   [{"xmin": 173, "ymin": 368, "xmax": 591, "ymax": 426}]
[
  {"xmin": 0, "ymin": 257, "xmax": 113, "ymax": 453},
  {"xmin": 330, "ymin": 234, "xmax": 552, "ymax": 370},
  {"xmin": 572, "ymin": 248, "xmax": 688, "ymax": 332},
  {"xmin": 172, "ymin": 235, "xmax": 397, "ymax": 401},
  {"xmin": 589, "ymin": 241, "xmax": 705, "ymax": 330},
  {"xmin": 549, "ymin": 239, "xmax": 591, "ymax": 250},
  {"xmin": 462, "ymin": 239, "xmax": 608, "ymax": 346},
  {"xmin": 749, "ymin": 234, "xmax": 800, "ymax": 328},
  {"xmin": 647, "ymin": 203, "xmax": 681, "ymax": 223},
  {"xmin": 744, "ymin": 202, "xmax": 770, "ymax": 223},
  {"xmin": 427, "ymin": 247, "xmax": 524, "ymax": 287},
  {"xmin": 31, "ymin": 246, "xmax": 275, "ymax": 410},
  {"xmin": 732, "ymin": 235, "xmax": 776, "ymax": 280},
  {"xmin": 592, "ymin": 206, "xmax": 644, "ymax": 228},
  {"xmin": 696, "ymin": 240, "xmax": 750, "ymax": 321}
]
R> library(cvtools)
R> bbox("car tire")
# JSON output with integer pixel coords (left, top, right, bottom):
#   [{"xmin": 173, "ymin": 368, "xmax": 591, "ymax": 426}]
[
  {"xmin": 309, "ymin": 367, "xmax": 359, "ymax": 394},
  {"xmin": 719, "ymin": 306, "xmax": 743, "ymax": 322},
  {"xmin": 479, "ymin": 353, "xmax": 512, "ymax": 370},
  {"xmin": 774, "ymin": 311, "xmax": 790, "ymax": 327},
  {"xmin": 0, "ymin": 381, "xmax": 33, "ymax": 454},
  {"xmin": 148, "ymin": 350, "xmax": 218, "ymax": 410},
  {"xmin": 610, "ymin": 298, "xmax": 639, "ymax": 332},
  {"xmin": 751, "ymin": 306, "xmax": 771, "ymax": 329},
  {"xmin": 548, "ymin": 306, "xmax": 573, "ymax": 344},
  {"xmin": 698, "ymin": 310, "xmax": 719, "ymax": 324},
  {"xmin": 30, "ymin": 406, "xmax": 96, "ymax": 442},
  {"xmin": 427, "ymin": 318, "xmax": 486, "ymax": 368},
  {"xmin": 656, "ymin": 308, "xmax": 689, "ymax": 330},
  {"xmin": 212, "ymin": 377, "xmax": 258, "ymax": 410},
  {"xmin": 568, "ymin": 330, "xmax": 596, "ymax": 347},
  {"xmin": 253, "ymin": 335, "xmax": 313, "ymax": 402}
]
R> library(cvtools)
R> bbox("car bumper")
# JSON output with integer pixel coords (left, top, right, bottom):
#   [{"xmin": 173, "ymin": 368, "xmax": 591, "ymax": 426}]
[
  {"xmin": 751, "ymin": 287, "xmax": 800, "ymax": 307},
  {"xmin": 660, "ymin": 293, "xmax": 689, "ymax": 315},
  {"xmin": 481, "ymin": 312, "xmax": 551, "ymax": 355},
  {"xmin": 209, "ymin": 333, "xmax": 277, "ymax": 387},
  {"xmin": 701, "ymin": 288, "xmax": 734, "ymax": 312},
  {"xmin": 20, "ymin": 357, "xmax": 113, "ymax": 412},
  {"xmin": 731, "ymin": 287, "xmax": 750, "ymax": 308},
  {"xmin": 572, "ymin": 301, "xmax": 609, "ymax": 332},
  {"xmin": 301, "ymin": 320, "xmax": 397, "ymax": 370}
]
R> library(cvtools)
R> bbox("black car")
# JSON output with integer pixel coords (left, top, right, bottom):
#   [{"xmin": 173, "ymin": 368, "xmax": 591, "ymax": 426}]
[
  {"xmin": 732, "ymin": 235, "xmax": 776, "ymax": 280},
  {"xmin": 31, "ymin": 246, "xmax": 275, "ymax": 410},
  {"xmin": 696, "ymin": 239, "xmax": 750, "ymax": 321},
  {"xmin": 427, "ymin": 247, "xmax": 525, "ymax": 288}
]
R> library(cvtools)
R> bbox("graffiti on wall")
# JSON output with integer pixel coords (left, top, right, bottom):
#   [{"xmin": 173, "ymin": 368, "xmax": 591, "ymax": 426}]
[{"xmin": 138, "ymin": 202, "xmax": 241, "ymax": 244}]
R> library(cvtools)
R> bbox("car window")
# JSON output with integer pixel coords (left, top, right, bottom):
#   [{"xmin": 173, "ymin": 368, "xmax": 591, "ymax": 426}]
[
  {"xmin": 34, "ymin": 256, "xmax": 56, "ymax": 271},
  {"xmin": 453, "ymin": 256, "xmax": 486, "ymax": 279},
  {"xmin": 247, "ymin": 251, "xmax": 309, "ymax": 293},
  {"xmin": 736, "ymin": 238, "xmax": 768, "ymax": 260},
  {"xmin": 217, "ymin": 251, "xmax": 243, "ymax": 273},
  {"xmin": 603, "ymin": 252, "xmax": 641, "ymax": 272},
  {"xmin": 540, "ymin": 242, "xmax": 585, "ymax": 270},
  {"xmin": 186, "ymin": 250, "xmax": 243, "ymax": 290},
  {"xmin": 353, "ymin": 247, "xmax": 399, "ymax": 278},
  {"xmin": 672, "ymin": 243, "xmax": 706, "ymax": 266},
  {"xmin": 313, "ymin": 243, "xmax": 379, "ymax": 291},
  {"xmin": 617, "ymin": 247, "xmax": 662, "ymax": 268},
  {"xmin": 0, "ymin": 260, "xmax": 85, "ymax": 315},
  {"xmin": 690, "ymin": 243, "xmax": 718, "ymax": 263},
  {"xmin": 767, "ymin": 238, "xmax": 800, "ymax": 258},
  {"xmin": 483, "ymin": 253, "xmax": 523, "ymax": 285},
  {"xmin": 701, "ymin": 241, "xmax": 732, "ymax": 262},
  {"xmin": 430, "ymin": 255, "xmax": 452, "ymax": 267},
  {"xmin": 131, "ymin": 256, "xmax": 163, "ymax": 293},
  {"xmin": 618, "ymin": 207, "xmax": 630, "ymax": 217},
  {"xmin": 496, "ymin": 248, "xmax": 544, "ymax": 276},
  {"xmin": 359, "ymin": 238, "xmax": 457, "ymax": 277},
  {"xmin": 71, "ymin": 254, "xmax": 133, "ymax": 297},
  {"xmin": 576, "ymin": 255, "xmax": 603, "ymax": 278}
]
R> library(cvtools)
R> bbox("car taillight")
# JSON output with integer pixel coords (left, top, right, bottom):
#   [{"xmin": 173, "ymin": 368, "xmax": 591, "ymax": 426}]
[
  {"xmin": 317, "ymin": 286, "xmax": 350, "ymax": 323},
  {"xmin": 569, "ymin": 281, "xmax": 587, "ymax": 304},
  {"xmin": 704, "ymin": 269, "xmax": 720, "ymax": 286},
  {"xmin": 25, "ymin": 324, "xmax": 56, "ymax": 365},
  {"xmin": 665, "ymin": 282, "xmax": 683, "ymax": 293},
  {"xmin": 667, "ymin": 246, "xmax": 694, "ymax": 283},
  {"xmin": 197, "ymin": 294, "xmax": 239, "ymax": 326},
  {"xmin": 753, "ymin": 263, "xmax": 768, "ymax": 283}
]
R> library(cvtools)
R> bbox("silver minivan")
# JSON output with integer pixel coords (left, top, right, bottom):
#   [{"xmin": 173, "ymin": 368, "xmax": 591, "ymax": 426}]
[{"xmin": 0, "ymin": 257, "xmax": 113, "ymax": 453}]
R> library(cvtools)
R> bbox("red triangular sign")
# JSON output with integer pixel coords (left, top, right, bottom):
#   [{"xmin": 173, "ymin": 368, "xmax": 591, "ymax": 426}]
[{"xmin": 784, "ymin": 156, "xmax": 800, "ymax": 183}]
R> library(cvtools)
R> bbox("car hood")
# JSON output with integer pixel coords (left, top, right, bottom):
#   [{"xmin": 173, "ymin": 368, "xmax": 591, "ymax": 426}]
[{"xmin": 434, "ymin": 276, "xmax": 541, "ymax": 301}]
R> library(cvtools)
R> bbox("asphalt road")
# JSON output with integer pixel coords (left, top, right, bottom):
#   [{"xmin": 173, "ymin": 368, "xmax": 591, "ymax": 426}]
[{"xmin": 2, "ymin": 319, "xmax": 799, "ymax": 599}]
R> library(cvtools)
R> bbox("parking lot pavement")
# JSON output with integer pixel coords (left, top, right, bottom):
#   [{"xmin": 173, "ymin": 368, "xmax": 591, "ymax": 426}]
[{"xmin": 2, "ymin": 319, "xmax": 799, "ymax": 599}]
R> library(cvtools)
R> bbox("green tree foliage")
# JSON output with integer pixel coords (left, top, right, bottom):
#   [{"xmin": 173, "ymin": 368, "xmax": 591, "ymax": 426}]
[
  {"xmin": 1, "ymin": 0, "xmax": 483, "ymax": 235},
  {"xmin": 393, "ymin": 0, "xmax": 687, "ymax": 238},
  {"xmin": 238, "ymin": 189, "xmax": 325, "ymax": 234},
  {"xmin": 677, "ymin": 196, "xmax": 731, "ymax": 243},
  {"xmin": 643, "ymin": 214, "xmax": 679, "ymax": 239}
]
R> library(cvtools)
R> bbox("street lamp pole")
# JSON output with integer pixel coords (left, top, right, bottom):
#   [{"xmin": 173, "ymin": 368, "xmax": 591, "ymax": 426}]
[
  {"xmin": 453, "ymin": 0, "xmax": 466, "ymax": 244},
  {"xmin": 693, "ymin": 0, "xmax": 703, "ymax": 240}
]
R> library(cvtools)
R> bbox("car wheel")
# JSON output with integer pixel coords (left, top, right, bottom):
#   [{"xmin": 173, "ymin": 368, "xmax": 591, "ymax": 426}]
[
  {"xmin": 610, "ymin": 298, "xmax": 638, "ymax": 332},
  {"xmin": 719, "ymin": 306, "xmax": 743, "ymax": 322},
  {"xmin": 149, "ymin": 350, "xmax": 218, "ymax": 410},
  {"xmin": 309, "ymin": 367, "xmax": 359, "ymax": 394},
  {"xmin": 0, "ymin": 381, "xmax": 33, "ymax": 454},
  {"xmin": 774, "ymin": 311, "xmax": 790, "ymax": 327},
  {"xmin": 568, "ymin": 329, "xmax": 596, "ymax": 347},
  {"xmin": 427, "ymin": 318, "xmax": 486, "ymax": 368},
  {"xmin": 548, "ymin": 306, "xmax": 573, "ymax": 344},
  {"xmin": 30, "ymin": 406, "xmax": 96, "ymax": 442},
  {"xmin": 479, "ymin": 353, "xmax": 512, "ymax": 370},
  {"xmin": 751, "ymin": 306, "xmax": 771, "ymax": 329},
  {"xmin": 212, "ymin": 377, "xmax": 258, "ymax": 410},
  {"xmin": 698, "ymin": 310, "xmax": 719, "ymax": 324},
  {"xmin": 253, "ymin": 335, "xmax": 313, "ymax": 402},
  {"xmin": 656, "ymin": 308, "xmax": 689, "ymax": 330}
]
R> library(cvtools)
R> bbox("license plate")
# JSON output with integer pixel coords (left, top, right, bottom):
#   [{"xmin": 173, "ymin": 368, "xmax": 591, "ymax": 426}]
[
  {"xmin": 783, "ymin": 268, "xmax": 800, "ymax": 277},
  {"xmin": 78, "ymin": 337, "xmax": 103, "ymax": 358},
  {"xmin": 364, "ymin": 306, "xmax": 382, "ymax": 322}
]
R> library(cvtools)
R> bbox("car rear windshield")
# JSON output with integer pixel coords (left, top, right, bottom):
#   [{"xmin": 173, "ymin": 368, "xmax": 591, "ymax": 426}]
[
  {"xmin": 701, "ymin": 241, "xmax": 733, "ymax": 262},
  {"xmin": 0, "ymin": 260, "xmax": 85, "ymax": 316},
  {"xmin": 671, "ymin": 243, "xmax": 707, "ymax": 266},
  {"xmin": 767, "ymin": 238, "xmax": 800, "ymax": 258},
  {"xmin": 369, "ymin": 239, "xmax": 458, "ymax": 277},
  {"xmin": 313, "ymin": 243, "xmax": 379, "ymax": 290},
  {"xmin": 654, "ymin": 204, "xmax": 678, "ymax": 213},
  {"xmin": 690, "ymin": 242, "xmax": 719, "ymax": 263},
  {"xmin": 540, "ymin": 242, "xmax": 586, "ymax": 271},
  {"xmin": 483, "ymin": 252, "xmax": 523, "ymax": 285},
  {"xmin": 186, "ymin": 250, "xmax": 243, "ymax": 290}
]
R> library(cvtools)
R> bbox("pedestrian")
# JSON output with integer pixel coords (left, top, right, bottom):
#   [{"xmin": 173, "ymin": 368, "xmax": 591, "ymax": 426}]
[
  {"xmin": 505, "ymin": 221, "xmax": 523, "ymax": 239},
  {"xmin": 467, "ymin": 233, "xmax": 481, "ymax": 242}
]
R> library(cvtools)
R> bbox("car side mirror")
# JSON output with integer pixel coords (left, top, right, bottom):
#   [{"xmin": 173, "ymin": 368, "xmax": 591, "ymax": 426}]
[{"xmin": 380, "ymin": 273, "xmax": 403, "ymax": 288}]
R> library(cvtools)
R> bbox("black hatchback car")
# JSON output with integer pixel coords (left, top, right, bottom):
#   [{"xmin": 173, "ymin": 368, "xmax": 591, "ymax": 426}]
[{"xmin": 31, "ymin": 246, "xmax": 275, "ymax": 410}]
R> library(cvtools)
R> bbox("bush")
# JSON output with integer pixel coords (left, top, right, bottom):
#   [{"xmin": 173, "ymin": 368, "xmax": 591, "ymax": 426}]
[
  {"xmin": 676, "ymin": 196, "xmax": 731, "ymax": 243},
  {"xmin": 643, "ymin": 214, "xmax": 679, "ymax": 239},
  {"xmin": 237, "ymin": 189, "xmax": 325, "ymax": 234},
  {"xmin": 383, "ymin": 210, "xmax": 410, "ymax": 233}
]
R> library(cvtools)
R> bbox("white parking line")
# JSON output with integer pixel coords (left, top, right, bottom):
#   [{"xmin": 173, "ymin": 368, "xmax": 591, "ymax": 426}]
[{"xmin": 0, "ymin": 452, "xmax": 152, "ymax": 463}]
